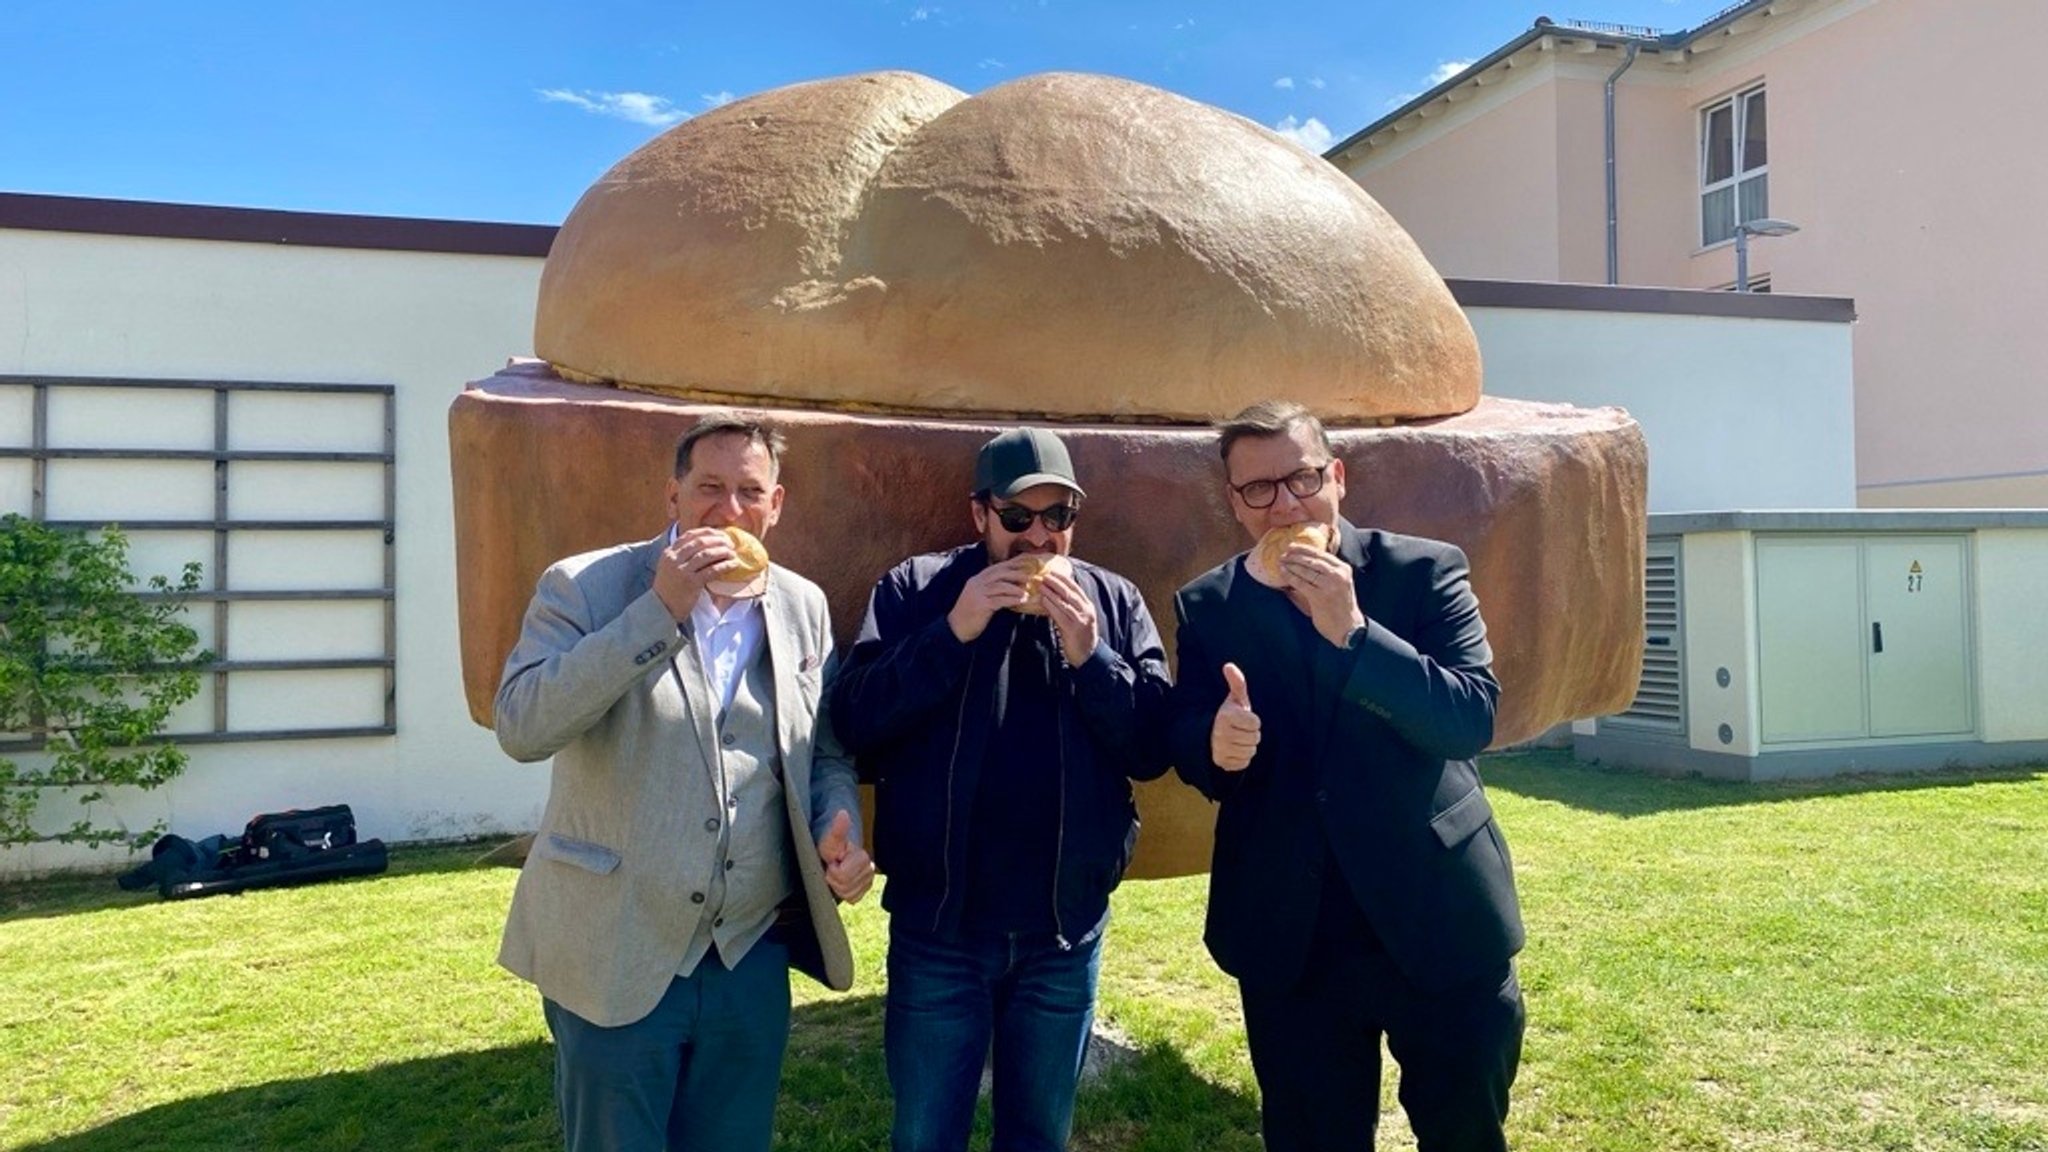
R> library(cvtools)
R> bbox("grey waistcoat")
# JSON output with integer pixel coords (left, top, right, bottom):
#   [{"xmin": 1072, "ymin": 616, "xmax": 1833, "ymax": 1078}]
[{"xmin": 677, "ymin": 643, "xmax": 794, "ymax": 976}]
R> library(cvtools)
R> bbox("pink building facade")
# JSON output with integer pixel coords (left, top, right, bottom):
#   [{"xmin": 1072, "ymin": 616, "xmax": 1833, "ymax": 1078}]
[{"xmin": 1329, "ymin": 0, "xmax": 2048, "ymax": 509}]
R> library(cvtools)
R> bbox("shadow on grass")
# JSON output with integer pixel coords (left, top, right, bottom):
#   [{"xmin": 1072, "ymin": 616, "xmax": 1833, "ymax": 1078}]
[
  {"xmin": 0, "ymin": 839, "xmax": 512, "ymax": 926},
  {"xmin": 1485, "ymin": 747, "xmax": 2048, "ymax": 817},
  {"xmin": 19, "ymin": 1041, "xmax": 559, "ymax": 1152},
  {"xmin": 1072, "ymin": 1042, "xmax": 1264, "ymax": 1152},
  {"xmin": 781, "ymin": 992, "xmax": 1263, "ymax": 1152},
  {"xmin": 21, "ymin": 994, "xmax": 1259, "ymax": 1152}
]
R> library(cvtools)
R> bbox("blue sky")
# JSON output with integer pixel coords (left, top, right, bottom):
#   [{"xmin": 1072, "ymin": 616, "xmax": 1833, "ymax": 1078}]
[{"xmin": 8, "ymin": 0, "xmax": 1724, "ymax": 225}]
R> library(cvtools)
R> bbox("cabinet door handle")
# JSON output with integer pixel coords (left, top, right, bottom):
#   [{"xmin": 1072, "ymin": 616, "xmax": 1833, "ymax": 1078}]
[{"xmin": 1872, "ymin": 621, "xmax": 1884, "ymax": 653}]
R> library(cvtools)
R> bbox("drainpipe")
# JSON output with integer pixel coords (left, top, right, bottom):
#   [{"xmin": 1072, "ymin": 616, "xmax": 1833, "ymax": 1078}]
[{"xmin": 1604, "ymin": 43, "xmax": 1640, "ymax": 285}]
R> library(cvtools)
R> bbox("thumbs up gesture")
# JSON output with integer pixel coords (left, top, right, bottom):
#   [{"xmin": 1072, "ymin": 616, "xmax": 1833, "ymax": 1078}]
[
  {"xmin": 816, "ymin": 809, "xmax": 875, "ymax": 903},
  {"xmin": 1211, "ymin": 662, "xmax": 1261, "ymax": 772}
]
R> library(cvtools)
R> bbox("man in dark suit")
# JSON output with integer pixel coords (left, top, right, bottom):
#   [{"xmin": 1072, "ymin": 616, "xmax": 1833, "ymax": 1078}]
[{"xmin": 1168, "ymin": 400, "xmax": 1526, "ymax": 1152}]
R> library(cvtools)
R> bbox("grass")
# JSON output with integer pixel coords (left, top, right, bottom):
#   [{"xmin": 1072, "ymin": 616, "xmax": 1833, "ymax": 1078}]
[{"xmin": 3, "ymin": 750, "xmax": 2046, "ymax": 1151}]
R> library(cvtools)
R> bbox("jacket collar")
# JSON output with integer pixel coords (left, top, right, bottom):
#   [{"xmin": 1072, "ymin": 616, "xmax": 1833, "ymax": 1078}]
[{"xmin": 1333, "ymin": 516, "xmax": 1372, "ymax": 573}]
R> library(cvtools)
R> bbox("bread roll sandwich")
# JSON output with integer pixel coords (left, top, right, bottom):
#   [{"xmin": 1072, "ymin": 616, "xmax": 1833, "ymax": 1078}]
[
  {"xmin": 1012, "ymin": 553, "xmax": 1074, "ymax": 615},
  {"xmin": 708, "ymin": 526, "xmax": 772, "ymax": 598},
  {"xmin": 1244, "ymin": 522, "xmax": 1336, "ymax": 589}
]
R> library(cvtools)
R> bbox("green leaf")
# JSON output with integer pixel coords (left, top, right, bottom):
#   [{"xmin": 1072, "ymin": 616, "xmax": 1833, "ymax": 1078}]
[{"xmin": 0, "ymin": 515, "xmax": 210, "ymax": 845}]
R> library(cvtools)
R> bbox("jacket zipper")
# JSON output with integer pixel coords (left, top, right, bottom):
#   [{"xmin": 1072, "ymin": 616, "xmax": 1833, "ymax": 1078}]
[
  {"xmin": 933, "ymin": 644, "xmax": 976, "ymax": 933},
  {"xmin": 1051, "ymin": 678, "xmax": 1070, "ymax": 950}
]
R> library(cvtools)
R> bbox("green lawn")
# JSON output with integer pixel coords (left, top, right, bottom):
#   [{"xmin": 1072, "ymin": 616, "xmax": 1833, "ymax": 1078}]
[{"xmin": 4, "ymin": 751, "xmax": 2045, "ymax": 1151}]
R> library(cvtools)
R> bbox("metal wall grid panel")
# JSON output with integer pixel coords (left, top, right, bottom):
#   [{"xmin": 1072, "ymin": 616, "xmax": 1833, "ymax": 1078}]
[{"xmin": 0, "ymin": 375, "xmax": 396, "ymax": 745}]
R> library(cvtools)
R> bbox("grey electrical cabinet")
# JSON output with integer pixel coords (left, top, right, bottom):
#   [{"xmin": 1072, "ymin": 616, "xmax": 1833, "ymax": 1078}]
[
  {"xmin": 1577, "ymin": 511, "xmax": 2048, "ymax": 781},
  {"xmin": 1756, "ymin": 535, "xmax": 1972, "ymax": 743}
]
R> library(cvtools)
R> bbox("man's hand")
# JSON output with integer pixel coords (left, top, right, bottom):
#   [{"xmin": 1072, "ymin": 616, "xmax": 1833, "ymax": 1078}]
[
  {"xmin": 1211, "ymin": 662, "xmax": 1260, "ymax": 772},
  {"xmin": 947, "ymin": 560, "xmax": 1029, "ymax": 644},
  {"xmin": 1282, "ymin": 544, "xmax": 1367, "ymax": 648},
  {"xmin": 816, "ymin": 809, "xmax": 875, "ymax": 903},
  {"xmin": 652, "ymin": 527, "xmax": 738, "ymax": 620},
  {"xmin": 1036, "ymin": 567, "xmax": 1099, "ymax": 667}
]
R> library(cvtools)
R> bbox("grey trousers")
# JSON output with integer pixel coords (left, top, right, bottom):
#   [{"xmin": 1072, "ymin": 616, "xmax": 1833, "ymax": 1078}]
[{"xmin": 542, "ymin": 937, "xmax": 792, "ymax": 1152}]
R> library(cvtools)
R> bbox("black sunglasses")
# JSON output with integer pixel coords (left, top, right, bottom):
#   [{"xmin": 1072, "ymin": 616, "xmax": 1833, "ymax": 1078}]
[{"xmin": 986, "ymin": 501, "xmax": 1080, "ymax": 532}]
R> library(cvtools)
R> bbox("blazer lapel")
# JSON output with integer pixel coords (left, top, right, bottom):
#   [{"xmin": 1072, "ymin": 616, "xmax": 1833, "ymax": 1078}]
[
  {"xmin": 1227, "ymin": 558, "xmax": 1317, "ymax": 749},
  {"xmin": 760, "ymin": 570, "xmax": 810, "ymax": 804}
]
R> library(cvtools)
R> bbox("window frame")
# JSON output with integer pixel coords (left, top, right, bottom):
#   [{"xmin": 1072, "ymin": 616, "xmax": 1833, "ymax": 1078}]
[{"xmin": 1699, "ymin": 83, "xmax": 1769, "ymax": 249}]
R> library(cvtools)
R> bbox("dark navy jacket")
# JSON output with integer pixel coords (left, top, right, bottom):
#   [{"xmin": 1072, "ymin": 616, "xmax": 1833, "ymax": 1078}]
[
  {"xmin": 1168, "ymin": 520, "xmax": 1524, "ymax": 993},
  {"xmin": 832, "ymin": 544, "xmax": 1172, "ymax": 945}
]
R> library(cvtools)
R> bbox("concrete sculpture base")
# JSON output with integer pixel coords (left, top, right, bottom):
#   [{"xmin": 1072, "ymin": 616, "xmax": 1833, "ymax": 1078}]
[{"xmin": 452, "ymin": 361, "xmax": 1647, "ymax": 878}]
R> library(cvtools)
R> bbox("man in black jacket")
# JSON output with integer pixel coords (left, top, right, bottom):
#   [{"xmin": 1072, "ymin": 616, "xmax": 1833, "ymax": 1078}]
[
  {"xmin": 833, "ymin": 427, "xmax": 1171, "ymax": 1152},
  {"xmin": 1168, "ymin": 400, "xmax": 1526, "ymax": 1152}
]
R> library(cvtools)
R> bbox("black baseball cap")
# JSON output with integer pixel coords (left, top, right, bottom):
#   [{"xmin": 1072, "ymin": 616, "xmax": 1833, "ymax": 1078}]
[{"xmin": 974, "ymin": 428, "xmax": 1086, "ymax": 500}]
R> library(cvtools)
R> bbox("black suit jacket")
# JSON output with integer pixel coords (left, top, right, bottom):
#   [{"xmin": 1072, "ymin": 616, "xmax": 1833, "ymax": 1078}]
[{"xmin": 1168, "ymin": 520, "xmax": 1524, "ymax": 993}]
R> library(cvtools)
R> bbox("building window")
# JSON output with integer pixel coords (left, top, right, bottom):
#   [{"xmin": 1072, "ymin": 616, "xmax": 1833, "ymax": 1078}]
[{"xmin": 1701, "ymin": 85, "xmax": 1767, "ymax": 247}]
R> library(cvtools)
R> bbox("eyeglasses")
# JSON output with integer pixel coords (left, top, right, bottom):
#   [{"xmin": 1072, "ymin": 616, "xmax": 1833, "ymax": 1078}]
[
  {"xmin": 986, "ymin": 501, "xmax": 1080, "ymax": 532},
  {"xmin": 1230, "ymin": 461, "xmax": 1331, "ymax": 509}
]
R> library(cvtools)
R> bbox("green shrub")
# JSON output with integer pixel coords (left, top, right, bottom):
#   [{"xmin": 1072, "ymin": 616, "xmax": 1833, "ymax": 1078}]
[{"xmin": 0, "ymin": 513, "xmax": 210, "ymax": 847}]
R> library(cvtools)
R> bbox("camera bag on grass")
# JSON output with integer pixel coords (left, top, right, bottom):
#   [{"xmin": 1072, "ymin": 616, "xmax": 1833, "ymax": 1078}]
[{"xmin": 116, "ymin": 803, "xmax": 388, "ymax": 900}]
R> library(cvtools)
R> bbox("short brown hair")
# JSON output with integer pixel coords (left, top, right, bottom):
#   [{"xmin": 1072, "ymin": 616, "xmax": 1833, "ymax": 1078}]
[
  {"xmin": 674, "ymin": 413, "xmax": 788, "ymax": 479},
  {"xmin": 1214, "ymin": 400, "xmax": 1332, "ymax": 464}
]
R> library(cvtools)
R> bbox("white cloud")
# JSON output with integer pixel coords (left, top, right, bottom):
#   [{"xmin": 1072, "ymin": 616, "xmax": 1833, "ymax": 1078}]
[
  {"xmin": 978, "ymin": 57, "xmax": 1007, "ymax": 70},
  {"xmin": 1274, "ymin": 76, "xmax": 1295, "ymax": 90},
  {"xmin": 911, "ymin": 5, "xmax": 931, "ymax": 19},
  {"xmin": 1308, "ymin": 77, "xmax": 1326, "ymax": 90},
  {"xmin": 1426, "ymin": 58, "xmax": 1476, "ymax": 87},
  {"xmin": 702, "ymin": 91, "xmax": 735, "ymax": 108},
  {"xmin": 1385, "ymin": 59, "xmax": 1481, "ymax": 111},
  {"xmin": 537, "ymin": 88, "xmax": 688, "ymax": 127},
  {"xmin": 1273, "ymin": 115, "xmax": 1333, "ymax": 153}
]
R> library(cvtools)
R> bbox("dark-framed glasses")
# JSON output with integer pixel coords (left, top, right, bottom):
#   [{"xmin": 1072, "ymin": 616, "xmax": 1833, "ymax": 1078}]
[
  {"xmin": 1230, "ymin": 462, "xmax": 1331, "ymax": 510},
  {"xmin": 987, "ymin": 501, "xmax": 1080, "ymax": 532}
]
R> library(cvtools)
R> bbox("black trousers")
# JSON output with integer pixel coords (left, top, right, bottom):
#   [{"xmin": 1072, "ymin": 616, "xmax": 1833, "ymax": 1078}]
[{"xmin": 1239, "ymin": 891, "xmax": 1524, "ymax": 1152}]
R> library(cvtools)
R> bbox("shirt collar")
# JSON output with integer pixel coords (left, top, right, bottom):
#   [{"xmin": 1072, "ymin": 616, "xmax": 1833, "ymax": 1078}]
[{"xmin": 692, "ymin": 589, "xmax": 762, "ymax": 632}]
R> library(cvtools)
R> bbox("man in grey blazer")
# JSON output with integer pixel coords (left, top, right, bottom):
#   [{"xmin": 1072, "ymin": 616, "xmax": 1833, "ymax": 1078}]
[{"xmin": 494, "ymin": 413, "xmax": 875, "ymax": 1152}]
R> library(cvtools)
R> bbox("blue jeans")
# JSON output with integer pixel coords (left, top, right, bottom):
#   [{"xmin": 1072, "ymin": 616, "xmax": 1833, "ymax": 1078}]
[{"xmin": 885, "ymin": 920, "xmax": 1105, "ymax": 1152}]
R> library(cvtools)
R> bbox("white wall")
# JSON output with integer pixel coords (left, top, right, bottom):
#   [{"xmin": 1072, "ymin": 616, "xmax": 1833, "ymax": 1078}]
[
  {"xmin": 0, "ymin": 227, "xmax": 548, "ymax": 876},
  {"xmin": 1466, "ymin": 305, "xmax": 1856, "ymax": 513}
]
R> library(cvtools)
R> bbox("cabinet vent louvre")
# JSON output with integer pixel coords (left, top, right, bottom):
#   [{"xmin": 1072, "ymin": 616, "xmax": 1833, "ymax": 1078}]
[{"xmin": 1610, "ymin": 541, "xmax": 1685, "ymax": 734}]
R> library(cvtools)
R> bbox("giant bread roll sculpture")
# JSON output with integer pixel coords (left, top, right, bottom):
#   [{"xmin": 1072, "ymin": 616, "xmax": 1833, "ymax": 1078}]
[{"xmin": 453, "ymin": 71, "xmax": 1647, "ymax": 878}]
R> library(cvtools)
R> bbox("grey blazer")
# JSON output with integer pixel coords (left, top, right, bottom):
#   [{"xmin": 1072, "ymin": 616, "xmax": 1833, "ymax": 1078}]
[{"xmin": 493, "ymin": 532, "xmax": 860, "ymax": 1028}]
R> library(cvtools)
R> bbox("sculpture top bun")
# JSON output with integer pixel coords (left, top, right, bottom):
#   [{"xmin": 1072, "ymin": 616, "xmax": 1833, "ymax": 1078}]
[
  {"xmin": 534, "ymin": 71, "xmax": 1480, "ymax": 424},
  {"xmin": 708, "ymin": 527, "xmax": 772, "ymax": 598},
  {"xmin": 1012, "ymin": 553, "xmax": 1073, "ymax": 616},
  {"xmin": 1245, "ymin": 522, "xmax": 1336, "ymax": 590}
]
